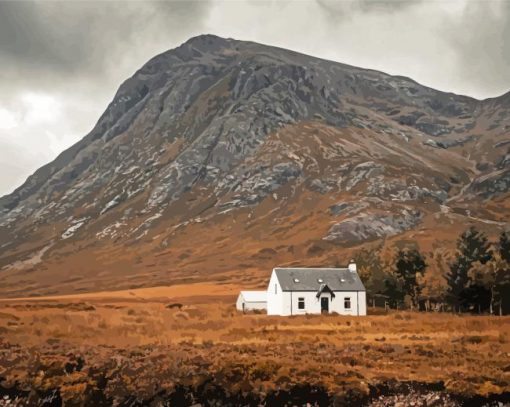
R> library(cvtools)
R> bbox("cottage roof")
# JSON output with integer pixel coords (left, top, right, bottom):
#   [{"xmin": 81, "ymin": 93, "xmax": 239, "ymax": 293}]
[
  {"xmin": 274, "ymin": 268, "xmax": 365, "ymax": 291},
  {"xmin": 239, "ymin": 291, "xmax": 267, "ymax": 302}
]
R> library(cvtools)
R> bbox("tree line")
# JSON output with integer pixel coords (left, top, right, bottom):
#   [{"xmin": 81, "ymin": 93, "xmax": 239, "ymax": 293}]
[{"xmin": 354, "ymin": 227, "xmax": 510, "ymax": 315}]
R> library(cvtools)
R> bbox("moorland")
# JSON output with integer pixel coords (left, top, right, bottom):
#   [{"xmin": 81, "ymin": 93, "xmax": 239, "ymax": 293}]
[{"xmin": 0, "ymin": 284, "xmax": 508, "ymax": 406}]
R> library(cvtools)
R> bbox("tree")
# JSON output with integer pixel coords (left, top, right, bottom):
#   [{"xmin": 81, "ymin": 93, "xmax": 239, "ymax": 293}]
[
  {"xmin": 393, "ymin": 248, "xmax": 427, "ymax": 308},
  {"xmin": 461, "ymin": 231, "xmax": 510, "ymax": 315},
  {"xmin": 466, "ymin": 261, "xmax": 492, "ymax": 314},
  {"xmin": 446, "ymin": 257, "xmax": 471, "ymax": 312},
  {"xmin": 495, "ymin": 261, "xmax": 510, "ymax": 315},
  {"xmin": 499, "ymin": 231, "xmax": 510, "ymax": 263},
  {"xmin": 446, "ymin": 227, "xmax": 493, "ymax": 312},
  {"xmin": 496, "ymin": 232, "xmax": 510, "ymax": 315},
  {"xmin": 456, "ymin": 226, "xmax": 493, "ymax": 264},
  {"xmin": 354, "ymin": 248, "xmax": 387, "ymax": 307},
  {"xmin": 420, "ymin": 270, "xmax": 447, "ymax": 311},
  {"xmin": 383, "ymin": 271, "xmax": 405, "ymax": 309},
  {"xmin": 420, "ymin": 250, "xmax": 450, "ymax": 311},
  {"xmin": 469, "ymin": 254, "xmax": 510, "ymax": 315}
]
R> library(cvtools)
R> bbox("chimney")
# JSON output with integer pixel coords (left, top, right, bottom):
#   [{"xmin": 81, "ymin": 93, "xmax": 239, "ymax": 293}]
[{"xmin": 348, "ymin": 260, "xmax": 357, "ymax": 273}]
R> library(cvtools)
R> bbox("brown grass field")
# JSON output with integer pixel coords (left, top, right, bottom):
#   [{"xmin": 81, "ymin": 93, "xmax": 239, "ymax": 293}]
[{"xmin": 0, "ymin": 283, "xmax": 509, "ymax": 406}]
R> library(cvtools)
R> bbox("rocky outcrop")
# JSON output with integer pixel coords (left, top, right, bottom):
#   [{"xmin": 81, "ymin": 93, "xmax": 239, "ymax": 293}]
[
  {"xmin": 324, "ymin": 210, "xmax": 422, "ymax": 244},
  {"xmin": 469, "ymin": 169, "xmax": 510, "ymax": 199}
]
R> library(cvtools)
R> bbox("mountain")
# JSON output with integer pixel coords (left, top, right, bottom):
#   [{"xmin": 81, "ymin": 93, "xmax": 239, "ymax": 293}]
[{"xmin": 0, "ymin": 34, "xmax": 509, "ymax": 297}]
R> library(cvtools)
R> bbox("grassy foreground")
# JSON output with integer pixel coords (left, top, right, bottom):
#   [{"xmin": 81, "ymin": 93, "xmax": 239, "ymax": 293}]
[{"xmin": 0, "ymin": 284, "xmax": 509, "ymax": 405}]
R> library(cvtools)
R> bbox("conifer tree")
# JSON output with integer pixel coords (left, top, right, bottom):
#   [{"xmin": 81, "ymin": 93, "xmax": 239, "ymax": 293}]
[
  {"xmin": 383, "ymin": 272, "xmax": 405, "ymax": 309},
  {"xmin": 354, "ymin": 248, "xmax": 386, "ymax": 307},
  {"xmin": 446, "ymin": 227, "xmax": 492, "ymax": 312},
  {"xmin": 394, "ymin": 248, "xmax": 427, "ymax": 308},
  {"xmin": 499, "ymin": 231, "xmax": 510, "ymax": 263},
  {"xmin": 497, "ymin": 232, "xmax": 510, "ymax": 315}
]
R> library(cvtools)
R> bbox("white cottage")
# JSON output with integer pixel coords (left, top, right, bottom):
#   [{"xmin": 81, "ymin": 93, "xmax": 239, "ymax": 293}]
[
  {"xmin": 236, "ymin": 291, "xmax": 267, "ymax": 312},
  {"xmin": 267, "ymin": 262, "xmax": 366, "ymax": 316},
  {"xmin": 238, "ymin": 261, "xmax": 367, "ymax": 316}
]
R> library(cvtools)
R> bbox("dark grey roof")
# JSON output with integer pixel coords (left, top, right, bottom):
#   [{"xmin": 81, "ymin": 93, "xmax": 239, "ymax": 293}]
[{"xmin": 274, "ymin": 268, "xmax": 366, "ymax": 291}]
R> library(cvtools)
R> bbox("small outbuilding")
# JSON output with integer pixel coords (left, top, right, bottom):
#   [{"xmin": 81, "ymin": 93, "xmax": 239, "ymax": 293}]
[{"xmin": 236, "ymin": 291, "xmax": 267, "ymax": 312}]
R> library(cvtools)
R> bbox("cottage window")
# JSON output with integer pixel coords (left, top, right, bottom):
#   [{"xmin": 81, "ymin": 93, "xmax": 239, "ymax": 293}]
[
  {"xmin": 344, "ymin": 297, "xmax": 351, "ymax": 309},
  {"xmin": 275, "ymin": 284, "xmax": 277, "ymax": 294},
  {"xmin": 298, "ymin": 297, "xmax": 305, "ymax": 310}
]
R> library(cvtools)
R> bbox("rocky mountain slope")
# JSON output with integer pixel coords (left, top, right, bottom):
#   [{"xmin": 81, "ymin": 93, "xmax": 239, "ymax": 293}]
[{"xmin": 0, "ymin": 34, "xmax": 509, "ymax": 297}]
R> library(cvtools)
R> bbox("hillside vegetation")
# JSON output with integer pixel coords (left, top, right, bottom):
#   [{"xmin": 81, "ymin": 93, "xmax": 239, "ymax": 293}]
[{"xmin": 355, "ymin": 227, "xmax": 510, "ymax": 315}]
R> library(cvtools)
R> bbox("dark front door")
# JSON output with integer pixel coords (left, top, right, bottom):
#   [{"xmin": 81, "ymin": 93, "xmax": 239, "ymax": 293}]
[{"xmin": 321, "ymin": 297, "xmax": 329, "ymax": 313}]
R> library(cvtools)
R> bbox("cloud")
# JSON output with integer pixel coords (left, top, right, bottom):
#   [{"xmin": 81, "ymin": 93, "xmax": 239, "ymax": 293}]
[
  {"xmin": 439, "ymin": 0, "xmax": 510, "ymax": 98},
  {"xmin": 316, "ymin": 0, "xmax": 424, "ymax": 17},
  {"xmin": 0, "ymin": 1, "xmax": 212, "ymax": 86},
  {"xmin": 20, "ymin": 93, "xmax": 62, "ymax": 125},
  {"xmin": 0, "ymin": 108, "xmax": 18, "ymax": 130},
  {"xmin": 0, "ymin": 91, "xmax": 84, "ymax": 194},
  {"xmin": 0, "ymin": 144, "xmax": 36, "ymax": 196}
]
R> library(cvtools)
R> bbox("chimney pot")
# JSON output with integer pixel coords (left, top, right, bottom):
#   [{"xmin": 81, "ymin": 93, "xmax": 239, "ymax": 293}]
[{"xmin": 348, "ymin": 260, "xmax": 356, "ymax": 273}]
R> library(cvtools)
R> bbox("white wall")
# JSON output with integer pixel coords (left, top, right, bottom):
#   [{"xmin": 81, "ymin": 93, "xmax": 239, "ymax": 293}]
[
  {"xmin": 236, "ymin": 293, "xmax": 267, "ymax": 311},
  {"xmin": 332, "ymin": 291, "xmax": 364, "ymax": 316},
  {"xmin": 266, "ymin": 269, "xmax": 367, "ymax": 316},
  {"xmin": 236, "ymin": 294, "xmax": 267, "ymax": 311},
  {"xmin": 357, "ymin": 291, "xmax": 367, "ymax": 316},
  {"xmin": 287, "ymin": 291, "xmax": 323, "ymax": 315},
  {"xmin": 267, "ymin": 270, "xmax": 284, "ymax": 315},
  {"xmin": 268, "ymin": 289, "xmax": 366, "ymax": 316}
]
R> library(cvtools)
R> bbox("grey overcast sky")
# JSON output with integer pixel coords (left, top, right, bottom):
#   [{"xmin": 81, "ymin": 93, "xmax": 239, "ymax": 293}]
[{"xmin": 0, "ymin": 0, "xmax": 509, "ymax": 196}]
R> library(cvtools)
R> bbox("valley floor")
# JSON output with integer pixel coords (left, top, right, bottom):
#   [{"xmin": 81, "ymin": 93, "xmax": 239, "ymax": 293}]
[{"xmin": 0, "ymin": 284, "xmax": 509, "ymax": 406}]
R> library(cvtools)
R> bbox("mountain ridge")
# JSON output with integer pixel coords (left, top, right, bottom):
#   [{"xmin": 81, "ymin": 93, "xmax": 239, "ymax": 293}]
[
  {"xmin": 2, "ymin": 34, "xmax": 508, "ymax": 210},
  {"xmin": 0, "ymin": 34, "xmax": 508, "ymax": 297}
]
